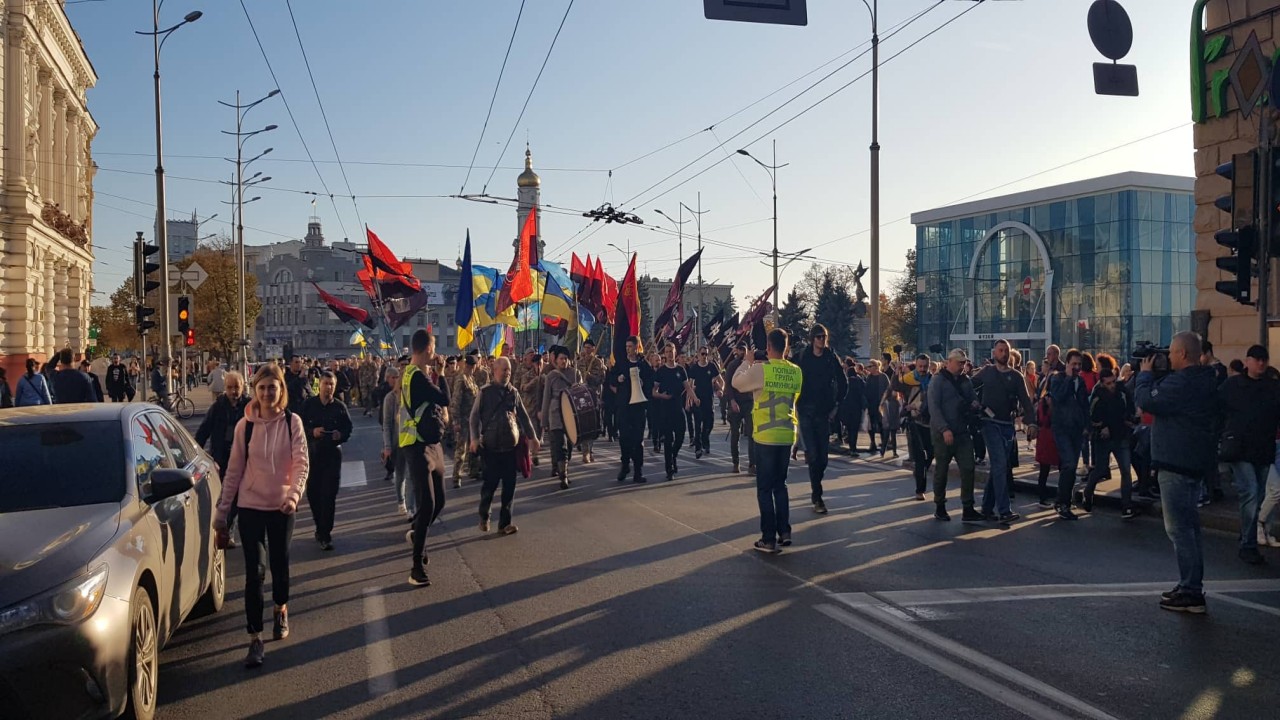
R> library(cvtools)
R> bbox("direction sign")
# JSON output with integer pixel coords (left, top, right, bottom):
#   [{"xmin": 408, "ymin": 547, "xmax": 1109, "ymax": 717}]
[{"xmin": 168, "ymin": 261, "xmax": 208, "ymax": 290}]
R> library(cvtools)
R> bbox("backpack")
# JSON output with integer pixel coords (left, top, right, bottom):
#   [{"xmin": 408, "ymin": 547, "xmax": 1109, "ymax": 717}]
[
  {"xmin": 480, "ymin": 386, "xmax": 520, "ymax": 453},
  {"xmin": 243, "ymin": 408, "xmax": 295, "ymax": 463}
]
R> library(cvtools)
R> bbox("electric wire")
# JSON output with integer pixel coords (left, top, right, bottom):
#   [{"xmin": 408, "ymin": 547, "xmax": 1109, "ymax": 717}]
[{"xmin": 460, "ymin": 0, "xmax": 527, "ymax": 194}]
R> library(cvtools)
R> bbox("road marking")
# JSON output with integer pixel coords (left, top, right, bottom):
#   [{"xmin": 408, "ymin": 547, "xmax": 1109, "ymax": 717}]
[
  {"xmin": 362, "ymin": 587, "xmax": 397, "ymax": 698},
  {"xmin": 1207, "ymin": 591, "xmax": 1280, "ymax": 617},
  {"xmin": 833, "ymin": 579, "xmax": 1280, "ymax": 610},
  {"xmin": 341, "ymin": 460, "xmax": 367, "ymax": 488},
  {"xmin": 817, "ymin": 604, "xmax": 1081, "ymax": 720}
]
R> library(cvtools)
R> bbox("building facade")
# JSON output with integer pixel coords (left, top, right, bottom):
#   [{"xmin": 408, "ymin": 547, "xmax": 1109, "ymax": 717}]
[
  {"xmin": 912, "ymin": 172, "xmax": 1195, "ymax": 362},
  {"xmin": 165, "ymin": 212, "xmax": 202, "ymax": 262},
  {"xmin": 638, "ymin": 275, "xmax": 734, "ymax": 342},
  {"xmin": 0, "ymin": 0, "xmax": 97, "ymax": 378}
]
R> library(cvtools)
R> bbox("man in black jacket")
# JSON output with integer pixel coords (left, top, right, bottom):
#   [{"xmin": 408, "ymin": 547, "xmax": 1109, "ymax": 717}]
[
  {"xmin": 842, "ymin": 359, "xmax": 867, "ymax": 459},
  {"xmin": 302, "ymin": 371, "xmax": 353, "ymax": 551},
  {"xmin": 402, "ymin": 331, "xmax": 451, "ymax": 586},
  {"xmin": 610, "ymin": 336, "xmax": 655, "ymax": 483},
  {"xmin": 105, "ymin": 354, "xmax": 128, "ymax": 403},
  {"xmin": 1082, "ymin": 367, "xmax": 1136, "ymax": 518},
  {"xmin": 1135, "ymin": 331, "xmax": 1221, "ymax": 614},
  {"xmin": 53, "ymin": 349, "xmax": 96, "ymax": 404},
  {"xmin": 724, "ymin": 343, "xmax": 755, "ymax": 474},
  {"xmin": 973, "ymin": 339, "xmax": 1037, "ymax": 524},
  {"xmin": 1219, "ymin": 344, "xmax": 1280, "ymax": 565},
  {"xmin": 286, "ymin": 356, "xmax": 313, "ymax": 414},
  {"xmin": 928, "ymin": 349, "xmax": 980, "ymax": 522},
  {"xmin": 1049, "ymin": 349, "xmax": 1091, "ymax": 521},
  {"xmin": 795, "ymin": 324, "xmax": 848, "ymax": 515}
]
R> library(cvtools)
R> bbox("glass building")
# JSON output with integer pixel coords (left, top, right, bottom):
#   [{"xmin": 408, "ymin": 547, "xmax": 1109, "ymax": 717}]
[{"xmin": 911, "ymin": 172, "xmax": 1195, "ymax": 363}]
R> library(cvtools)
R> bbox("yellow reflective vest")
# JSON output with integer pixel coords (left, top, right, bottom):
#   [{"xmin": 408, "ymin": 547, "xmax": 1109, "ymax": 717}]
[
  {"xmin": 752, "ymin": 359, "xmax": 803, "ymax": 445},
  {"xmin": 399, "ymin": 364, "xmax": 428, "ymax": 448}
]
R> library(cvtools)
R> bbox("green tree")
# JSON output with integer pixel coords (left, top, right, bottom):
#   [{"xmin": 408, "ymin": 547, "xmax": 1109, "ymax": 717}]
[
  {"xmin": 178, "ymin": 236, "xmax": 262, "ymax": 359},
  {"xmin": 885, "ymin": 248, "xmax": 919, "ymax": 353},
  {"xmin": 776, "ymin": 288, "xmax": 810, "ymax": 343},
  {"xmin": 812, "ymin": 271, "xmax": 856, "ymax": 354},
  {"xmin": 92, "ymin": 278, "xmax": 142, "ymax": 354}
]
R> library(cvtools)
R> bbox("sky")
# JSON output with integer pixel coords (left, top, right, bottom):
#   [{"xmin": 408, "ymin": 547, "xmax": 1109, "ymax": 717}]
[{"xmin": 72, "ymin": 0, "xmax": 1195, "ymax": 306}]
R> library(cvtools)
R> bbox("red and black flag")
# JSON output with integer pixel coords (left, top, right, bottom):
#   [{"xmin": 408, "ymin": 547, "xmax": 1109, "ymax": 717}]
[
  {"xmin": 312, "ymin": 282, "xmax": 375, "ymax": 329},
  {"xmin": 611, "ymin": 253, "xmax": 641, "ymax": 364},
  {"xmin": 653, "ymin": 248, "xmax": 703, "ymax": 340}
]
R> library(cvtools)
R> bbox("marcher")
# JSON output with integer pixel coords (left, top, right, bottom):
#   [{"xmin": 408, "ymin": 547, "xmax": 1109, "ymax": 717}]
[
  {"xmin": 208, "ymin": 361, "xmax": 227, "ymax": 404},
  {"xmin": 521, "ymin": 354, "xmax": 545, "ymax": 468},
  {"xmin": 724, "ymin": 343, "xmax": 755, "ymax": 474},
  {"xmin": 1049, "ymin": 349, "xmax": 1090, "ymax": 521},
  {"xmin": 105, "ymin": 353, "xmax": 128, "ymax": 403},
  {"xmin": 794, "ymin": 324, "xmax": 847, "ymax": 515},
  {"xmin": 400, "ymin": 330, "xmax": 451, "ymax": 587},
  {"xmin": 881, "ymin": 386, "xmax": 901, "ymax": 458},
  {"xmin": 470, "ymin": 357, "xmax": 540, "ymax": 535},
  {"xmin": 732, "ymin": 328, "xmax": 803, "ymax": 554},
  {"xmin": 196, "ymin": 371, "xmax": 249, "ymax": 546},
  {"xmin": 450, "ymin": 355, "xmax": 482, "ymax": 488},
  {"xmin": 214, "ymin": 363, "xmax": 309, "ymax": 668},
  {"xmin": 863, "ymin": 361, "xmax": 890, "ymax": 455},
  {"xmin": 972, "ymin": 339, "xmax": 1037, "ymax": 524},
  {"xmin": 928, "ymin": 349, "xmax": 981, "ymax": 522},
  {"xmin": 285, "ymin": 356, "xmax": 313, "ymax": 414},
  {"xmin": 15, "ymin": 358, "xmax": 53, "ymax": 406},
  {"xmin": 541, "ymin": 345, "xmax": 582, "ymax": 489},
  {"xmin": 380, "ymin": 366, "xmax": 415, "ymax": 517},
  {"xmin": 893, "ymin": 355, "xmax": 934, "ymax": 499},
  {"xmin": 53, "ymin": 349, "xmax": 96, "ymax": 404},
  {"xmin": 653, "ymin": 342, "xmax": 690, "ymax": 481},
  {"xmin": 300, "ymin": 371, "xmax": 353, "ymax": 552},
  {"xmin": 578, "ymin": 339, "xmax": 607, "ymax": 462},
  {"xmin": 687, "ymin": 347, "xmax": 721, "ymax": 457},
  {"xmin": 1217, "ymin": 344, "xmax": 1280, "ymax": 565},
  {"xmin": 843, "ymin": 358, "xmax": 867, "ymax": 458},
  {"xmin": 1134, "ymin": 331, "xmax": 1220, "ymax": 614},
  {"xmin": 79, "ymin": 360, "xmax": 104, "ymax": 403},
  {"xmin": 612, "ymin": 336, "xmax": 654, "ymax": 483}
]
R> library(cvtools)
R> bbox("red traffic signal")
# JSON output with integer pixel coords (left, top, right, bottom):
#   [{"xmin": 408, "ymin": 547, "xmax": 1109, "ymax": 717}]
[{"xmin": 184, "ymin": 328, "xmax": 196, "ymax": 347}]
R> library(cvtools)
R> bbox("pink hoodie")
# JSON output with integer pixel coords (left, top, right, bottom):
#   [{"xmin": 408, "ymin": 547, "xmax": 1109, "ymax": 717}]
[{"xmin": 215, "ymin": 402, "xmax": 309, "ymax": 525}]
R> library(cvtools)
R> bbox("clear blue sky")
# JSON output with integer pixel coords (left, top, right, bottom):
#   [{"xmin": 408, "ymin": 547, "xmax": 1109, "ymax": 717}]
[{"xmin": 75, "ymin": 0, "xmax": 1194, "ymax": 305}]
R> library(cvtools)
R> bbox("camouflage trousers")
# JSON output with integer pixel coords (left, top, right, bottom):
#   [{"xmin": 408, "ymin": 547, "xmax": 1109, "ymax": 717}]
[{"xmin": 453, "ymin": 425, "xmax": 481, "ymax": 480}]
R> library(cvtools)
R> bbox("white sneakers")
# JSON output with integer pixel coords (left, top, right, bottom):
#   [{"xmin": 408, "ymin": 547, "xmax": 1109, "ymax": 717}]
[{"xmin": 1258, "ymin": 524, "xmax": 1280, "ymax": 548}]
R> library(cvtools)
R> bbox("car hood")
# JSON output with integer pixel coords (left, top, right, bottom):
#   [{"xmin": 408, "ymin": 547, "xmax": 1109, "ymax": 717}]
[{"xmin": 0, "ymin": 504, "xmax": 121, "ymax": 608}]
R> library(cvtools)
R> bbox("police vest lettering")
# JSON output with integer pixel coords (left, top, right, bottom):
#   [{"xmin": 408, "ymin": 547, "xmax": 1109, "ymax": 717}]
[{"xmin": 752, "ymin": 360, "xmax": 803, "ymax": 445}]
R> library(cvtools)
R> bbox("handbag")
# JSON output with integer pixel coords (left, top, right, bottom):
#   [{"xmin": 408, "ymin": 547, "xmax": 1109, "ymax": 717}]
[{"xmin": 1218, "ymin": 430, "xmax": 1245, "ymax": 463}]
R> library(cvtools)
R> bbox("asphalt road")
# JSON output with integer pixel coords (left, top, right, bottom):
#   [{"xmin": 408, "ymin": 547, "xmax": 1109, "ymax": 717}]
[{"xmin": 163, "ymin": 408, "xmax": 1280, "ymax": 720}]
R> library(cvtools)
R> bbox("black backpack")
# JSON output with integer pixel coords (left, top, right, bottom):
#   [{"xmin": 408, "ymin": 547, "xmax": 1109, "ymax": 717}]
[{"xmin": 480, "ymin": 386, "xmax": 520, "ymax": 453}]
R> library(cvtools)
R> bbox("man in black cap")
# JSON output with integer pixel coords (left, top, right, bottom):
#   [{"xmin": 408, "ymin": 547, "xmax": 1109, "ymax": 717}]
[{"xmin": 1218, "ymin": 343, "xmax": 1280, "ymax": 565}]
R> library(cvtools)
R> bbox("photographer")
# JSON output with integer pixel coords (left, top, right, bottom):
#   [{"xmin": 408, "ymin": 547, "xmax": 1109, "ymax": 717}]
[
  {"xmin": 1134, "ymin": 331, "xmax": 1220, "ymax": 614},
  {"xmin": 927, "ymin": 349, "xmax": 981, "ymax": 522},
  {"xmin": 1049, "ymin": 349, "xmax": 1090, "ymax": 521}
]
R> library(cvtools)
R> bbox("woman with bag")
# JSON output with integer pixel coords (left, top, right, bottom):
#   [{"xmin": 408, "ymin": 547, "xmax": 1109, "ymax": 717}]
[
  {"xmin": 469, "ymin": 357, "xmax": 540, "ymax": 535},
  {"xmin": 214, "ymin": 363, "xmax": 309, "ymax": 669},
  {"xmin": 15, "ymin": 358, "xmax": 53, "ymax": 406}
]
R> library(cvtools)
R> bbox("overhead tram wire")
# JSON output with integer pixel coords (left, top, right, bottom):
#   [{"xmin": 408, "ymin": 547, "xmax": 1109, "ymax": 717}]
[
  {"xmin": 239, "ymin": 0, "xmax": 350, "ymax": 239},
  {"xmin": 480, "ymin": 0, "xmax": 577, "ymax": 194},
  {"xmin": 285, "ymin": 0, "xmax": 364, "ymax": 228},
  {"xmin": 92, "ymin": 151, "xmax": 607, "ymax": 172},
  {"xmin": 546, "ymin": 0, "xmax": 953, "ymax": 261},
  {"xmin": 460, "ymin": 0, "xmax": 527, "ymax": 195},
  {"xmin": 624, "ymin": 0, "xmax": 986, "ymax": 213}
]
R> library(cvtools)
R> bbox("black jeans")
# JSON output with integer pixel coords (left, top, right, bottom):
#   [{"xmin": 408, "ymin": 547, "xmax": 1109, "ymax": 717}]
[
  {"xmin": 237, "ymin": 508, "xmax": 294, "ymax": 635},
  {"xmin": 798, "ymin": 413, "xmax": 830, "ymax": 502},
  {"xmin": 479, "ymin": 449, "xmax": 519, "ymax": 528},
  {"xmin": 548, "ymin": 428, "xmax": 572, "ymax": 477},
  {"xmin": 694, "ymin": 399, "xmax": 714, "ymax": 451},
  {"xmin": 728, "ymin": 408, "xmax": 754, "ymax": 468},
  {"xmin": 756, "ymin": 444, "xmax": 793, "ymax": 542},
  {"xmin": 841, "ymin": 405, "xmax": 864, "ymax": 450},
  {"xmin": 407, "ymin": 443, "xmax": 446, "ymax": 569},
  {"xmin": 864, "ymin": 408, "xmax": 883, "ymax": 452},
  {"xmin": 306, "ymin": 448, "xmax": 341, "ymax": 542},
  {"xmin": 661, "ymin": 407, "xmax": 686, "ymax": 474},
  {"xmin": 619, "ymin": 403, "xmax": 647, "ymax": 474},
  {"xmin": 907, "ymin": 423, "xmax": 934, "ymax": 494}
]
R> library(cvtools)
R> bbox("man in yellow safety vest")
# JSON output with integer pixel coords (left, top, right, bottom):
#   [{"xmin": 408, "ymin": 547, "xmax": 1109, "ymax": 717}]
[{"xmin": 732, "ymin": 328, "xmax": 804, "ymax": 554}]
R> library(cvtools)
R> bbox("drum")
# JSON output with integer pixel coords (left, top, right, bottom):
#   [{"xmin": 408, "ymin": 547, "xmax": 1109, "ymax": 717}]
[{"xmin": 561, "ymin": 384, "xmax": 602, "ymax": 445}]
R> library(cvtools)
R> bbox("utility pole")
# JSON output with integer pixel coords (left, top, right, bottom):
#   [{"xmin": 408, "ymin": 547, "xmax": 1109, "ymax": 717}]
[
  {"xmin": 868, "ymin": 0, "xmax": 882, "ymax": 359},
  {"xmin": 772, "ymin": 139, "xmax": 780, "ymax": 319}
]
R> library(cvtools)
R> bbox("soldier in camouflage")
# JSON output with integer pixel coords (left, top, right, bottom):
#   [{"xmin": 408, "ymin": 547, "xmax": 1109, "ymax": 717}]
[
  {"xmin": 578, "ymin": 340, "xmax": 607, "ymax": 463},
  {"xmin": 450, "ymin": 355, "xmax": 481, "ymax": 487}
]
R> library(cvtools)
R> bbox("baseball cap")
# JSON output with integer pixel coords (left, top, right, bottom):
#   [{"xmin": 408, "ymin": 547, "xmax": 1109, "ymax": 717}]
[
  {"xmin": 1246, "ymin": 344, "xmax": 1269, "ymax": 361},
  {"xmin": 464, "ymin": 355, "xmax": 477, "ymax": 366}
]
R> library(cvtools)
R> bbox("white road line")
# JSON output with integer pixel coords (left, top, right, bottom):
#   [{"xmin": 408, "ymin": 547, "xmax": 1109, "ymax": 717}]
[
  {"xmin": 341, "ymin": 460, "xmax": 367, "ymax": 488},
  {"xmin": 1208, "ymin": 592, "xmax": 1280, "ymax": 617},
  {"xmin": 834, "ymin": 579, "xmax": 1280, "ymax": 609},
  {"xmin": 817, "ymin": 605, "xmax": 1079, "ymax": 720},
  {"xmin": 851, "ymin": 603, "xmax": 1122, "ymax": 720},
  {"xmin": 362, "ymin": 587, "xmax": 397, "ymax": 698}
]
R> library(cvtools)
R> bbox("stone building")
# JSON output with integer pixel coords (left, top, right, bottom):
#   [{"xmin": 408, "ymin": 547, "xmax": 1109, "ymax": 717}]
[
  {"xmin": 0, "ymin": 0, "xmax": 97, "ymax": 378},
  {"xmin": 1192, "ymin": 0, "xmax": 1280, "ymax": 358}
]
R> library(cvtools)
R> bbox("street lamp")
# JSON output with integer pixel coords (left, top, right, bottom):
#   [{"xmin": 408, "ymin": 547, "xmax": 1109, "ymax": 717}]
[
  {"xmin": 860, "ymin": 0, "xmax": 883, "ymax": 359},
  {"xmin": 219, "ymin": 88, "xmax": 279, "ymax": 368},
  {"xmin": 137, "ymin": 1, "xmax": 201, "ymax": 367},
  {"xmin": 607, "ymin": 241, "xmax": 631, "ymax": 259},
  {"xmin": 737, "ymin": 140, "xmax": 788, "ymax": 320}
]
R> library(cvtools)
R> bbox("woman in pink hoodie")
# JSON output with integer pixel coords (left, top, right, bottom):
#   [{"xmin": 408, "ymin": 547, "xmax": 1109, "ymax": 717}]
[{"xmin": 214, "ymin": 363, "xmax": 309, "ymax": 669}]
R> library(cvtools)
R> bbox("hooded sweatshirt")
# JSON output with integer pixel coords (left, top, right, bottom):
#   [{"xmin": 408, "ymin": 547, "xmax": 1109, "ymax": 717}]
[{"xmin": 215, "ymin": 401, "xmax": 309, "ymax": 526}]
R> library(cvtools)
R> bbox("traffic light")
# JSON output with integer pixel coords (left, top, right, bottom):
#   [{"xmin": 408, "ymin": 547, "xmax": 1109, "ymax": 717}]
[
  {"xmin": 184, "ymin": 328, "xmax": 196, "ymax": 347},
  {"xmin": 1213, "ymin": 151, "xmax": 1258, "ymax": 305},
  {"xmin": 135, "ymin": 303, "xmax": 156, "ymax": 335},
  {"xmin": 177, "ymin": 296, "xmax": 191, "ymax": 334}
]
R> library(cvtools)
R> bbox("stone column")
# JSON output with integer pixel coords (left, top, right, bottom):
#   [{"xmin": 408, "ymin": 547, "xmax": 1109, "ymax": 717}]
[
  {"xmin": 52, "ymin": 90, "xmax": 67, "ymax": 213},
  {"xmin": 66, "ymin": 263, "xmax": 86, "ymax": 352},
  {"xmin": 38, "ymin": 67, "xmax": 53, "ymax": 203},
  {"xmin": 66, "ymin": 111, "xmax": 81, "ymax": 223},
  {"xmin": 52, "ymin": 258, "xmax": 68, "ymax": 350},
  {"xmin": 3, "ymin": 22, "xmax": 28, "ymax": 196}
]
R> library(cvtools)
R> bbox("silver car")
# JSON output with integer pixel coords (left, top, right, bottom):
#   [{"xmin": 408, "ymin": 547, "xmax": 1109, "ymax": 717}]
[{"xmin": 0, "ymin": 403, "xmax": 225, "ymax": 720}]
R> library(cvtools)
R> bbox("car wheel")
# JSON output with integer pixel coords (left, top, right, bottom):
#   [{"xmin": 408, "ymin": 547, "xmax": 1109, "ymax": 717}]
[
  {"xmin": 194, "ymin": 548, "xmax": 226, "ymax": 616},
  {"xmin": 123, "ymin": 587, "xmax": 158, "ymax": 720}
]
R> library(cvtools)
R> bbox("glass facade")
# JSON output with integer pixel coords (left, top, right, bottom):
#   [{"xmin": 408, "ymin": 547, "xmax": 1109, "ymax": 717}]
[{"xmin": 915, "ymin": 186, "xmax": 1195, "ymax": 362}]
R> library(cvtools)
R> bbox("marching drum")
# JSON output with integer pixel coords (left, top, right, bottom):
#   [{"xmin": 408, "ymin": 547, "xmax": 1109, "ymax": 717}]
[{"xmin": 561, "ymin": 384, "xmax": 603, "ymax": 445}]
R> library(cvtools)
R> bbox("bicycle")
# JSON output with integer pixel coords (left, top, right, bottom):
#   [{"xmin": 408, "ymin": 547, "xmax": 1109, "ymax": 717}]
[{"xmin": 156, "ymin": 391, "xmax": 195, "ymax": 419}]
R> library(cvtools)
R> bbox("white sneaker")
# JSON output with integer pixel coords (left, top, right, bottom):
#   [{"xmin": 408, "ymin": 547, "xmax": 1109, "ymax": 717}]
[
  {"xmin": 398, "ymin": 503, "xmax": 407, "ymax": 516},
  {"xmin": 1261, "ymin": 524, "xmax": 1280, "ymax": 548}
]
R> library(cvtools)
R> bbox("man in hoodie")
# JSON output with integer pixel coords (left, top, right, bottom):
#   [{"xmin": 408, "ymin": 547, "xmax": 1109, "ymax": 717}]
[
  {"xmin": 400, "ymin": 330, "xmax": 451, "ymax": 587},
  {"xmin": 794, "ymin": 324, "xmax": 848, "ymax": 515},
  {"xmin": 1135, "ymin": 331, "xmax": 1221, "ymax": 614},
  {"xmin": 1218, "ymin": 344, "xmax": 1280, "ymax": 566},
  {"xmin": 541, "ymin": 345, "xmax": 582, "ymax": 489},
  {"xmin": 1049, "ymin": 349, "xmax": 1091, "ymax": 520},
  {"xmin": 928, "ymin": 349, "xmax": 981, "ymax": 522},
  {"xmin": 301, "ymin": 371, "xmax": 353, "ymax": 551}
]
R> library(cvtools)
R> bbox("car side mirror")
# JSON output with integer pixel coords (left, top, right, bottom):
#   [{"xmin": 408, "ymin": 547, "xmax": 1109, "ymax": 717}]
[{"xmin": 146, "ymin": 468, "xmax": 194, "ymax": 503}]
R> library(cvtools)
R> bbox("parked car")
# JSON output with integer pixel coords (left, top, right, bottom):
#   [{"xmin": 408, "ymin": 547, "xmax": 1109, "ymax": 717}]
[{"xmin": 0, "ymin": 403, "xmax": 225, "ymax": 720}]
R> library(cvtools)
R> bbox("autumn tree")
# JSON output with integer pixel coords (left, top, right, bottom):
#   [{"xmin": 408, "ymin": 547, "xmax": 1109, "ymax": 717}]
[
  {"xmin": 91, "ymin": 277, "xmax": 142, "ymax": 354},
  {"xmin": 177, "ymin": 236, "xmax": 262, "ymax": 359},
  {"xmin": 884, "ymin": 247, "xmax": 919, "ymax": 353}
]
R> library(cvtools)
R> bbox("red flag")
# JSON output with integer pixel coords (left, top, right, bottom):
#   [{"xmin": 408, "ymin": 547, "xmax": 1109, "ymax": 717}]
[
  {"xmin": 311, "ymin": 282, "xmax": 375, "ymax": 329},
  {"xmin": 571, "ymin": 252, "xmax": 587, "ymax": 286},
  {"xmin": 611, "ymin": 254, "xmax": 640, "ymax": 363},
  {"xmin": 497, "ymin": 210, "xmax": 535, "ymax": 312},
  {"xmin": 598, "ymin": 257, "xmax": 617, "ymax": 324},
  {"xmin": 365, "ymin": 227, "xmax": 413, "ymax": 277}
]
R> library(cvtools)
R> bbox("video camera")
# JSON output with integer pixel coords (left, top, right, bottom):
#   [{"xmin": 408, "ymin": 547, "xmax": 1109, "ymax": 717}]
[{"xmin": 1130, "ymin": 341, "xmax": 1170, "ymax": 378}]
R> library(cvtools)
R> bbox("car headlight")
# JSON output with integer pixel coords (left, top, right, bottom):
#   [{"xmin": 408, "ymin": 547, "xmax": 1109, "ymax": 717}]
[{"xmin": 0, "ymin": 565, "xmax": 109, "ymax": 637}]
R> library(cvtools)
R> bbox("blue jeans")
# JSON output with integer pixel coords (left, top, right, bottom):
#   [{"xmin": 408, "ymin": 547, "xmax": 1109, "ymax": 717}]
[
  {"xmin": 980, "ymin": 421, "xmax": 1015, "ymax": 516},
  {"xmin": 798, "ymin": 413, "xmax": 830, "ymax": 502},
  {"xmin": 756, "ymin": 444, "xmax": 792, "ymax": 543},
  {"xmin": 1158, "ymin": 471, "xmax": 1204, "ymax": 595},
  {"xmin": 1230, "ymin": 461, "xmax": 1271, "ymax": 550},
  {"xmin": 1053, "ymin": 427, "xmax": 1084, "ymax": 506},
  {"xmin": 1086, "ymin": 438, "xmax": 1133, "ymax": 509}
]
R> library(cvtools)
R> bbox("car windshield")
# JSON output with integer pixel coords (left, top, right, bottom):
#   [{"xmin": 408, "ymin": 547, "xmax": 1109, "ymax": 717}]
[{"xmin": 0, "ymin": 421, "xmax": 126, "ymax": 512}]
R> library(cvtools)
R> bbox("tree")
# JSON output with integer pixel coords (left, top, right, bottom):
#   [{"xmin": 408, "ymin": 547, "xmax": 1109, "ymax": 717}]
[
  {"xmin": 885, "ymin": 247, "xmax": 919, "ymax": 353},
  {"xmin": 711, "ymin": 294, "xmax": 737, "ymax": 319},
  {"xmin": 92, "ymin": 278, "xmax": 142, "ymax": 354},
  {"xmin": 177, "ymin": 236, "xmax": 262, "ymax": 359},
  {"xmin": 776, "ymin": 288, "xmax": 810, "ymax": 343},
  {"xmin": 812, "ymin": 271, "xmax": 856, "ymax": 355},
  {"xmin": 797, "ymin": 263, "xmax": 858, "ymax": 306},
  {"xmin": 879, "ymin": 292, "xmax": 906, "ymax": 355}
]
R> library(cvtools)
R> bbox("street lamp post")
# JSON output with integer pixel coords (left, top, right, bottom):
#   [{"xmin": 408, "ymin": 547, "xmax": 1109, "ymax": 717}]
[
  {"xmin": 738, "ymin": 140, "xmax": 787, "ymax": 320},
  {"xmin": 861, "ymin": 0, "xmax": 882, "ymax": 359},
  {"xmin": 138, "ymin": 2, "xmax": 201, "ymax": 369},
  {"xmin": 219, "ymin": 88, "xmax": 278, "ymax": 369}
]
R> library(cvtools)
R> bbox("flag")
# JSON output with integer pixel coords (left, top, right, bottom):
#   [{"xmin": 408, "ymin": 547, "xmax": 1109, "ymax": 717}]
[
  {"xmin": 670, "ymin": 316, "xmax": 696, "ymax": 352},
  {"xmin": 497, "ymin": 209, "xmax": 536, "ymax": 312},
  {"xmin": 312, "ymin": 282, "xmax": 375, "ymax": 329},
  {"xmin": 752, "ymin": 316, "xmax": 768, "ymax": 351},
  {"xmin": 711, "ymin": 311, "xmax": 738, "ymax": 350},
  {"xmin": 456, "ymin": 231, "xmax": 476, "ymax": 348},
  {"xmin": 598, "ymin": 257, "xmax": 617, "ymax": 324},
  {"xmin": 702, "ymin": 306, "xmax": 725, "ymax": 340},
  {"xmin": 571, "ymin": 252, "xmax": 588, "ymax": 286},
  {"xmin": 741, "ymin": 285, "xmax": 777, "ymax": 329},
  {"xmin": 385, "ymin": 290, "xmax": 430, "ymax": 331},
  {"xmin": 366, "ymin": 226, "xmax": 414, "ymax": 277},
  {"xmin": 612, "ymin": 253, "xmax": 641, "ymax": 364},
  {"xmin": 653, "ymin": 248, "xmax": 703, "ymax": 339}
]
